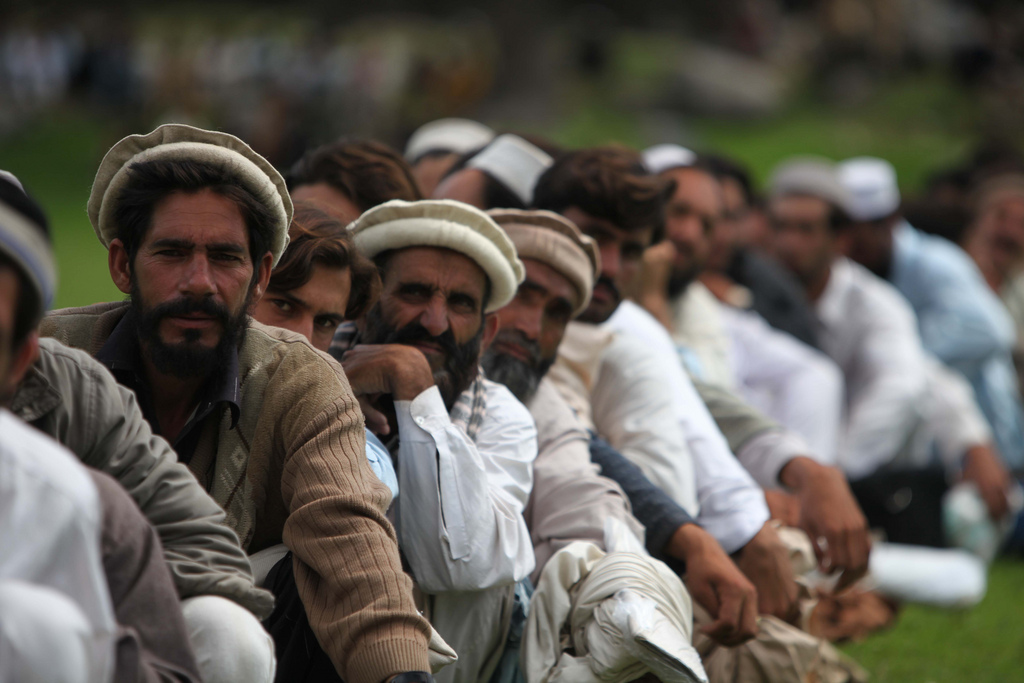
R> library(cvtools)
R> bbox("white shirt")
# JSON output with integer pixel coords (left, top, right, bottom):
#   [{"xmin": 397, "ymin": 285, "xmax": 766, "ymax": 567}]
[
  {"xmin": 814, "ymin": 258, "xmax": 930, "ymax": 479},
  {"xmin": 603, "ymin": 301, "xmax": 770, "ymax": 554},
  {"xmin": 393, "ymin": 382, "xmax": 536, "ymax": 593},
  {"xmin": 0, "ymin": 410, "xmax": 117, "ymax": 683},
  {"xmin": 669, "ymin": 282, "xmax": 734, "ymax": 387},
  {"xmin": 720, "ymin": 305, "xmax": 844, "ymax": 464}
]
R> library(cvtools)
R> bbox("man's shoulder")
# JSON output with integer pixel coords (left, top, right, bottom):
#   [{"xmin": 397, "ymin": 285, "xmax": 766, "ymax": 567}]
[
  {"xmin": 0, "ymin": 411, "xmax": 100, "ymax": 521},
  {"xmin": 239, "ymin": 320, "xmax": 351, "ymax": 399},
  {"xmin": 40, "ymin": 301, "xmax": 129, "ymax": 353},
  {"xmin": 480, "ymin": 378, "xmax": 536, "ymax": 432}
]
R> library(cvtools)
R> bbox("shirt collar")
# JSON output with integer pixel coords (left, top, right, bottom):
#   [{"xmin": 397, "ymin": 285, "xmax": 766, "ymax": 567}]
[
  {"xmin": 96, "ymin": 308, "xmax": 241, "ymax": 429},
  {"xmin": 815, "ymin": 257, "xmax": 854, "ymax": 329}
]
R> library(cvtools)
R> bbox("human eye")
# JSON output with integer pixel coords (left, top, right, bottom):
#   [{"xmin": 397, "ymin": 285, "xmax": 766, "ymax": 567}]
[
  {"xmin": 270, "ymin": 299, "xmax": 294, "ymax": 314},
  {"xmin": 449, "ymin": 293, "xmax": 478, "ymax": 313},
  {"xmin": 314, "ymin": 316, "xmax": 341, "ymax": 330}
]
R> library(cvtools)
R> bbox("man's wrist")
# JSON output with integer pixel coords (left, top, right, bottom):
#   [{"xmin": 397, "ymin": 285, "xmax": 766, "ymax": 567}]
[{"xmin": 778, "ymin": 456, "xmax": 821, "ymax": 491}]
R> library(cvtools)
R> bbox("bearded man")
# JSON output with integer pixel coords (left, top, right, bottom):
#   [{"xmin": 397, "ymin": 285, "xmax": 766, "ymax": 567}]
[
  {"xmin": 39, "ymin": 124, "xmax": 434, "ymax": 683},
  {"xmin": 329, "ymin": 199, "xmax": 537, "ymax": 683}
]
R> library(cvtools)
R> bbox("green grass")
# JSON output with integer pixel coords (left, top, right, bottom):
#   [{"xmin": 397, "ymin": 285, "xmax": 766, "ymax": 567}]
[
  {"xmin": 3, "ymin": 85, "xmax": 1024, "ymax": 680},
  {"xmin": 840, "ymin": 559, "xmax": 1024, "ymax": 681}
]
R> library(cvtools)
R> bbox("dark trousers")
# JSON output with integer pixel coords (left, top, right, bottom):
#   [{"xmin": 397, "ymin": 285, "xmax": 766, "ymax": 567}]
[{"xmin": 262, "ymin": 552, "xmax": 344, "ymax": 683}]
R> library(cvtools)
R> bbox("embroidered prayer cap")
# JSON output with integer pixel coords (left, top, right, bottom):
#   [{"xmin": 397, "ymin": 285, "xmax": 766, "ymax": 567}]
[
  {"xmin": 88, "ymin": 123, "xmax": 293, "ymax": 267},
  {"xmin": 404, "ymin": 118, "xmax": 496, "ymax": 163},
  {"xmin": 488, "ymin": 208, "xmax": 599, "ymax": 316},
  {"xmin": 467, "ymin": 134, "xmax": 554, "ymax": 207},
  {"xmin": 768, "ymin": 156, "xmax": 854, "ymax": 214},
  {"xmin": 348, "ymin": 199, "xmax": 524, "ymax": 312},
  {"xmin": 642, "ymin": 144, "xmax": 698, "ymax": 175},
  {"xmin": 0, "ymin": 172, "xmax": 57, "ymax": 310},
  {"xmin": 837, "ymin": 157, "xmax": 901, "ymax": 221}
]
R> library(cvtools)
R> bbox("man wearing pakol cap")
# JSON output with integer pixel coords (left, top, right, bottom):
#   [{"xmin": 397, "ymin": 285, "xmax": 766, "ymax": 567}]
[
  {"xmin": 0, "ymin": 175, "xmax": 206, "ymax": 682},
  {"xmin": 329, "ymin": 199, "xmax": 537, "ymax": 683},
  {"xmin": 405, "ymin": 118, "xmax": 496, "ymax": 195},
  {"xmin": 838, "ymin": 156, "xmax": 1017, "ymax": 515},
  {"xmin": 482, "ymin": 208, "xmax": 759, "ymax": 649},
  {"xmin": 38, "ymin": 124, "xmax": 434, "ymax": 683},
  {"xmin": 432, "ymin": 134, "xmax": 554, "ymax": 210},
  {"xmin": 532, "ymin": 147, "xmax": 866, "ymax": 683}
]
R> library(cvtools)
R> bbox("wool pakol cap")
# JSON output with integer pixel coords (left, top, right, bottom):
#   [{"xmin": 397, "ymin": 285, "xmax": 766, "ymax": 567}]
[
  {"xmin": 349, "ymin": 199, "xmax": 524, "ymax": 312},
  {"xmin": 488, "ymin": 208, "xmax": 600, "ymax": 316},
  {"xmin": 837, "ymin": 157, "xmax": 901, "ymax": 221},
  {"xmin": 88, "ymin": 123, "xmax": 293, "ymax": 267},
  {"xmin": 405, "ymin": 118, "xmax": 496, "ymax": 163},
  {"xmin": 642, "ymin": 144, "xmax": 698, "ymax": 175},
  {"xmin": 0, "ymin": 177, "xmax": 56, "ymax": 310},
  {"xmin": 768, "ymin": 156, "xmax": 853, "ymax": 214},
  {"xmin": 467, "ymin": 134, "xmax": 553, "ymax": 206}
]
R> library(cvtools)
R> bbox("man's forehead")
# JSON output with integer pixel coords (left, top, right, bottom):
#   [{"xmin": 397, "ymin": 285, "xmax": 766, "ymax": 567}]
[
  {"xmin": 667, "ymin": 167, "xmax": 721, "ymax": 204},
  {"xmin": 770, "ymin": 193, "xmax": 832, "ymax": 217},
  {"xmin": 145, "ymin": 190, "xmax": 249, "ymax": 243},
  {"xmin": 385, "ymin": 246, "xmax": 488, "ymax": 288},
  {"xmin": 521, "ymin": 258, "xmax": 577, "ymax": 302}
]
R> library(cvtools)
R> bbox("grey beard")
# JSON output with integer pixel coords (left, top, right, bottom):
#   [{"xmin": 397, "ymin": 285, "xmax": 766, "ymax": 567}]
[{"xmin": 481, "ymin": 349, "xmax": 555, "ymax": 404}]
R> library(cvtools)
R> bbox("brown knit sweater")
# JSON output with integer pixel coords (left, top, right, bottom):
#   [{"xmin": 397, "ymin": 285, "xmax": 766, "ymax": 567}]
[{"xmin": 41, "ymin": 301, "xmax": 431, "ymax": 683}]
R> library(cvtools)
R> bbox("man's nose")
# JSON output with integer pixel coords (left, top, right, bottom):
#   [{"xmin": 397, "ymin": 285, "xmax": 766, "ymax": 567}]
[
  {"xmin": 419, "ymin": 295, "xmax": 450, "ymax": 337},
  {"xmin": 600, "ymin": 243, "xmax": 620, "ymax": 279},
  {"xmin": 180, "ymin": 255, "xmax": 215, "ymax": 296},
  {"xmin": 516, "ymin": 307, "xmax": 543, "ymax": 341}
]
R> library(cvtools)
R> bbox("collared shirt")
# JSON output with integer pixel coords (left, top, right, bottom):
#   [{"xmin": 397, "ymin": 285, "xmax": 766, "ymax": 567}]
[
  {"xmin": 598, "ymin": 303, "xmax": 770, "ymax": 557},
  {"xmin": 728, "ymin": 247, "xmax": 820, "ymax": 349},
  {"xmin": 0, "ymin": 410, "xmax": 117, "ymax": 683},
  {"xmin": 393, "ymin": 382, "xmax": 537, "ymax": 594},
  {"xmin": 815, "ymin": 257, "xmax": 929, "ymax": 479},
  {"xmin": 668, "ymin": 282, "xmax": 734, "ymax": 388},
  {"xmin": 891, "ymin": 221, "xmax": 1024, "ymax": 469},
  {"xmin": 95, "ymin": 310, "xmax": 240, "ymax": 463}
]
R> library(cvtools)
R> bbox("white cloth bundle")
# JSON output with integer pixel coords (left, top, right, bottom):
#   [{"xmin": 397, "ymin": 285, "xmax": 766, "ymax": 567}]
[{"xmin": 523, "ymin": 541, "xmax": 707, "ymax": 683}]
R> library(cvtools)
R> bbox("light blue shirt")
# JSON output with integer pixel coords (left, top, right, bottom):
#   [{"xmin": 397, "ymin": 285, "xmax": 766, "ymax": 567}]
[
  {"xmin": 365, "ymin": 428, "xmax": 399, "ymax": 499},
  {"xmin": 890, "ymin": 222, "xmax": 1024, "ymax": 467}
]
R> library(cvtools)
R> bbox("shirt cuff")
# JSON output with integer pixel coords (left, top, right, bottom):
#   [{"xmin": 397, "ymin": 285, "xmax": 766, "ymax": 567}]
[
  {"xmin": 394, "ymin": 386, "xmax": 451, "ymax": 442},
  {"xmin": 736, "ymin": 429, "xmax": 811, "ymax": 489}
]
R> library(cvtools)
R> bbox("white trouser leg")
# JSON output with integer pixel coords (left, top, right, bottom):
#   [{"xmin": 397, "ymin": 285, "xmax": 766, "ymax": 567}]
[
  {"xmin": 182, "ymin": 595, "xmax": 276, "ymax": 683},
  {"xmin": 0, "ymin": 580, "xmax": 110, "ymax": 683}
]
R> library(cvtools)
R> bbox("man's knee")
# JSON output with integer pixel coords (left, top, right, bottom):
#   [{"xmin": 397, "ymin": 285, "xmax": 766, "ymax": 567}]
[
  {"xmin": 0, "ymin": 580, "xmax": 106, "ymax": 683},
  {"xmin": 182, "ymin": 594, "xmax": 276, "ymax": 683}
]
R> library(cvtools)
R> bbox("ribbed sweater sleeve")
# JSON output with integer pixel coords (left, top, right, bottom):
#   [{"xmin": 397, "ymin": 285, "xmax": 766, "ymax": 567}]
[{"xmin": 275, "ymin": 353, "xmax": 431, "ymax": 683}]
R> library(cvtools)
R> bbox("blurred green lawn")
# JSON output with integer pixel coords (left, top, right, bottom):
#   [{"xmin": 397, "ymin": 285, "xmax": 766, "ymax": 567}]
[{"xmin": 3, "ymin": 84, "xmax": 1024, "ymax": 680}]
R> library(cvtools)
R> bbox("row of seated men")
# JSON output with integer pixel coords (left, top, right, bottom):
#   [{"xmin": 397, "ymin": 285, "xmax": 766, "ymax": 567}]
[{"xmin": 0, "ymin": 115, "xmax": 1017, "ymax": 683}]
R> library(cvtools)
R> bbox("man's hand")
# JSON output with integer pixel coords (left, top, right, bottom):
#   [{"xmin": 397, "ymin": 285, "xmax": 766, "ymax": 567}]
[
  {"xmin": 637, "ymin": 241, "xmax": 678, "ymax": 330},
  {"xmin": 667, "ymin": 523, "xmax": 758, "ymax": 646},
  {"xmin": 734, "ymin": 521, "xmax": 800, "ymax": 623},
  {"xmin": 342, "ymin": 345, "xmax": 435, "ymax": 435},
  {"xmin": 963, "ymin": 444, "xmax": 1012, "ymax": 521},
  {"xmin": 780, "ymin": 457, "xmax": 871, "ymax": 590},
  {"xmin": 764, "ymin": 490, "xmax": 802, "ymax": 527}
]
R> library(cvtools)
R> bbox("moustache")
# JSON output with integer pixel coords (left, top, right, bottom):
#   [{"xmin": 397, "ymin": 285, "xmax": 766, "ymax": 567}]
[
  {"xmin": 491, "ymin": 329, "xmax": 542, "ymax": 367},
  {"xmin": 594, "ymin": 275, "xmax": 621, "ymax": 300},
  {"xmin": 382, "ymin": 322, "xmax": 460, "ymax": 359},
  {"xmin": 144, "ymin": 296, "xmax": 232, "ymax": 328}
]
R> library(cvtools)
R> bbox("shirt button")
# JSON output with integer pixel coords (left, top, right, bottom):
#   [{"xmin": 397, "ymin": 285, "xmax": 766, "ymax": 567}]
[{"xmin": 415, "ymin": 416, "xmax": 425, "ymax": 426}]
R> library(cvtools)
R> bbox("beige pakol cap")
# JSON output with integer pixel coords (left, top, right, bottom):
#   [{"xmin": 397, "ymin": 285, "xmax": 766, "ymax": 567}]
[
  {"xmin": 348, "ymin": 199, "xmax": 524, "ymax": 312},
  {"xmin": 488, "ymin": 208, "xmax": 599, "ymax": 316},
  {"xmin": 88, "ymin": 123, "xmax": 293, "ymax": 267}
]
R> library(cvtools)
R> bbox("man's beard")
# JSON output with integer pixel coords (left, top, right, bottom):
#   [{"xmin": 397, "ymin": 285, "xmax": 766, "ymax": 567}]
[
  {"xmin": 667, "ymin": 266, "xmax": 699, "ymax": 299},
  {"xmin": 576, "ymin": 275, "xmax": 621, "ymax": 324},
  {"xmin": 131, "ymin": 281, "xmax": 251, "ymax": 379},
  {"xmin": 481, "ymin": 329, "xmax": 555, "ymax": 403},
  {"xmin": 363, "ymin": 304, "xmax": 483, "ymax": 410}
]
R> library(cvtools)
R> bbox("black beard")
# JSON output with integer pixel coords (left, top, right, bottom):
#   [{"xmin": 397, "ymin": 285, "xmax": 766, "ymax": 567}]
[
  {"xmin": 362, "ymin": 304, "xmax": 483, "ymax": 410},
  {"xmin": 576, "ymin": 275, "xmax": 621, "ymax": 324},
  {"xmin": 667, "ymin": 267, "xmax": 698, "ymax": 299},
  {"xmin": 481, "ymin": 329, "xmax": 555, "ymax": 403},
  {"xmin": 131, "ymin": 281, "xmax": 251, "ymax": 379}
]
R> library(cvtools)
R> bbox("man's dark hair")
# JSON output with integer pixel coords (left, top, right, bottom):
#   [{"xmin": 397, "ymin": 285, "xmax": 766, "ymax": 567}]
[
  {"xmin": 440, "ymin": 148, "xmax": 528, "ymax": 210},
  {"xmin": 0, "ymin": 177, "xmax": 51, "ymax": 347},
  {"xmin": 287, "ymin": 139, "xmax": 422, "ymax": 211},
  {"xmin": 532, "ymin": 146, "xmax": 674, "ymax": 233},
  {"xmin": 700, "ymin": 153, "xmax": 756, "ymax": 207},
  {"xmin": 113, "ymin": 158, "xmax": 276, "ymax": 271},
  {"xmin": 270, "ymin": 202, "xmax": 380, "ymax": 320}
]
